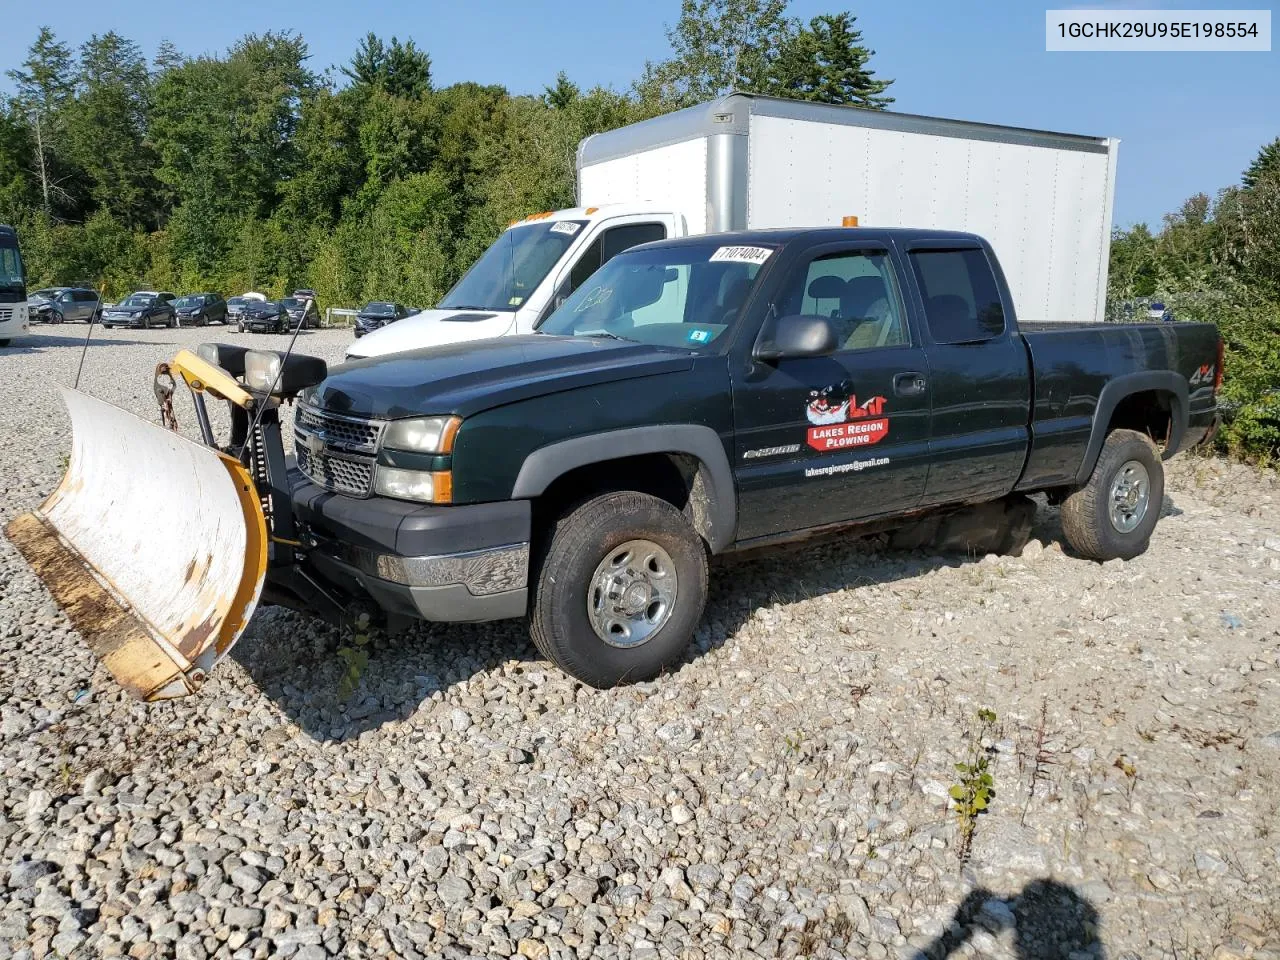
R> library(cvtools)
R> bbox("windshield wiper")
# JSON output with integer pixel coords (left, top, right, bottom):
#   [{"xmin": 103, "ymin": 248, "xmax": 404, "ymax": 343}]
[{"xmin": 582, "ymin": 331, "xmax": 632, "ymax": 342}]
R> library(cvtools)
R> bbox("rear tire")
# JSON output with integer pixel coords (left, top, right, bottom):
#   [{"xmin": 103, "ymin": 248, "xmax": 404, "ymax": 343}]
[
  {"xmin": 1061, "ymin": 429, "xmax": 1163, "ymax": 561},
  {"xmin": 530, "ymin": 491, "xmax": 708, "ymax": 688}
]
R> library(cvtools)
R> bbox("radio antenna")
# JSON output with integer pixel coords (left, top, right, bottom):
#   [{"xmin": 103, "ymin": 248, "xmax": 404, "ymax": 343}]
[{"xmin": 73, "ymin": 283, "xmax": 107, "ymax": 391}]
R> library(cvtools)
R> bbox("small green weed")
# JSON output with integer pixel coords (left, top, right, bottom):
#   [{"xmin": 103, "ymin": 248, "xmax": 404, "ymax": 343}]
[
  {"xmin": 951, "ymin": 707, "xmax": 998, "ymax": 863},
  {"xmin": 336, "ymin": 614, "xmax": 373, "ymax": 701}
]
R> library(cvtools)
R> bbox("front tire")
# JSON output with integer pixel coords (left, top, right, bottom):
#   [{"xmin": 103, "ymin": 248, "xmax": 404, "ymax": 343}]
[
  {"xmin": 1061, "ymin": 428, "xmax": 1164, "ymax": 561},
  {"xmin": 530, "ymin": 491, "xmax": 708, "ymax": 688}
]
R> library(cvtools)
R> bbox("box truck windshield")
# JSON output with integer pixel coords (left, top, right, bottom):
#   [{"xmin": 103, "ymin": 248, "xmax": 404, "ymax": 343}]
[
  {"xmin": 438, "ymin": 219, "xmax": 587, "ymax": 312},
  {"xmin": 0, "ymin": 234, "xmax": 23, "ymax": 293}
]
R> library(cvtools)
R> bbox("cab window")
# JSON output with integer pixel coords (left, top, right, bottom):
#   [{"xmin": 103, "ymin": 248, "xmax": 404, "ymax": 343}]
[
  {"xmin": 776, "ymin": 249, "xmax": 909, "ymax": 351},
  {"xmin": 909, "ymin": 248, "xmax": 1006, "ymax": 343}
]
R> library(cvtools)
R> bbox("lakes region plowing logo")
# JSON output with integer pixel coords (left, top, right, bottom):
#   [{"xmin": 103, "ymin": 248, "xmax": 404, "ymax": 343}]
[{"xmin": 805, "ymin": 380, "xmax": 889, "ymax": 451}]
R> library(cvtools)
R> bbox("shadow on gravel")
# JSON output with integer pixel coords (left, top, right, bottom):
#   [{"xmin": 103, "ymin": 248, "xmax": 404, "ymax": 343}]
[
  {"xmin": 910, "ymin": 881, "xmax": 1105, "ymax": 959},
  {"xmin": 1, "ymin": 332, "xmax": 174, "ymax": 352}
]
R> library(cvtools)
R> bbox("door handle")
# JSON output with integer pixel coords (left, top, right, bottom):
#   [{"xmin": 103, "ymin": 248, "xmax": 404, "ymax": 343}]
[{"xmin": 894, "ymin": 372, "xmax": 928, "ymax": 397}]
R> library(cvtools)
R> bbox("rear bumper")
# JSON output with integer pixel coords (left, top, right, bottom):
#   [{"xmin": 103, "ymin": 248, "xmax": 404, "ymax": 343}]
[{"xmin": 288, "ymin": 481, "xmax": 531, "ymax": 623}]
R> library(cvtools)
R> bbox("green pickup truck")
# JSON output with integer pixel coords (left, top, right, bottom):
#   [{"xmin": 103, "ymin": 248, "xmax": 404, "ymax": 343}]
[
  {"xmin": 249, "ymin": 227, "xmax": 1218, "ymax": 687},
  {"xmin": 12, "ymin": 227, "xmax": 1220, "ymax": 700}
]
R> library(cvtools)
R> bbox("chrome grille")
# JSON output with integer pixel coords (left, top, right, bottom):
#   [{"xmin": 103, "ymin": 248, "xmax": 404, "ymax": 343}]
[
  {"xmin": 296, "ymin": 447, "xmax": 375, "ymax": 498},
  {"xmin": 0, "ymin": 306, "xmax": 14, "ymax": 323},
  {"xmin": 296, "ymin": 403, "xmax": 383, "ymax": 453}
]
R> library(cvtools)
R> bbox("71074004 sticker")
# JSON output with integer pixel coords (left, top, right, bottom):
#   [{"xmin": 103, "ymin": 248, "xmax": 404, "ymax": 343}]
[{"xmin": 709, "ymin": 245, "xmax": 774, "ymax": 265}]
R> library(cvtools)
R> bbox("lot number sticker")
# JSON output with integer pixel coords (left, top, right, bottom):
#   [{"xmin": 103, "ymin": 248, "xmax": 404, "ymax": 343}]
[
  {"xmin": 550, "ymin": 221, "xmax": 582, "ymax": 236},
  {"xmin": 709, "ymin": 245, "xmax": 773, "ymax": 265}
]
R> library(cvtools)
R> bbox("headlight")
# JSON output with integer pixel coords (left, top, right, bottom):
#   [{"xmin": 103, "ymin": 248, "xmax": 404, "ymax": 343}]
[
  {"xmin": 381, "ymin": 416, "xmax": 461, "ymax": 454},
  {"xmin": 374, "ymin": 466, "xmax": 451, "ymax": 503},
  {"xmin": 243, "ymin": 350, "xmax": 282, "ymax": 392}
]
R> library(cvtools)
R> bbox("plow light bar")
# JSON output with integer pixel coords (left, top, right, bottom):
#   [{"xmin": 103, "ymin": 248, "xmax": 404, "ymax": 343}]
[
  {"xmin": 244, "ymin": 350, "xmax": 328, "ymax": 396},
  {"xmin": 195, "ymin": 342, "xmax": 250, "ymax": 377}
]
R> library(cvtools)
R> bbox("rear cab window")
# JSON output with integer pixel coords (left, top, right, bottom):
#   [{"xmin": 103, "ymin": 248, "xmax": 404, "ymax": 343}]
[{"xmin": 908, "ymin": 248, "xmax": 1006, "ymax": 344}]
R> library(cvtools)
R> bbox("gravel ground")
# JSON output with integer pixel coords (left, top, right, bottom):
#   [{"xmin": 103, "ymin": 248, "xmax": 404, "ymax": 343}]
[{"xmin": 1, "ymin": 326, "xmax": 1278, "ymax": 960}]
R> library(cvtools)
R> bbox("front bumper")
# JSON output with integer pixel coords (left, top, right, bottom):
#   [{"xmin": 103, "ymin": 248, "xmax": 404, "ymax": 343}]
[{"xmin": 288, "ymin": 480, "xmax": 531, "ymax": 623}]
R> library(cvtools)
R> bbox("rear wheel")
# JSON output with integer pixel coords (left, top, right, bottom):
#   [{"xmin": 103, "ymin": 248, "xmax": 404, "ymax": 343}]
[
  {"xmin": 168, "ymin": 312, "xmax": 176, "ymax": 329},
  {"xmin": 530, "ymin": 491, "xmax": 708, "ymax": 688},
  {"xmin": 1061, "ymin": 429, "xmax": 1163, "ymax": 561}
]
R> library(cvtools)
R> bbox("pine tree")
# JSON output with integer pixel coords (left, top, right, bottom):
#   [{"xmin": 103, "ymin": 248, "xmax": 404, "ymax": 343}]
[
  {"xmin": 767, "ymin": 13, "xmax": 894, "ymax": 108},
  {"xmin": 1243, "ymin": 137, "xmax": 1280, "ymax": 189},
  {"xmin": 544, "ymin": 72, "xmax": 580, "ymax": 110},
  {"xmin": 5, "ymin": 27, "xmax": 76, "ymax": 212},
  {"xmin": 342, "ymin": 34, "xmax": 432, "ymax": 100}
]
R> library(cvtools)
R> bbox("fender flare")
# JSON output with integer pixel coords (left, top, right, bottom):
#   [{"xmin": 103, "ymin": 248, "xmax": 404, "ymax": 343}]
[
  {"xmin": 511, "ymin": 424, "xmax": 737, "ymax": 553},
  {"xmin": 1075, "ymin": 371, "xmax": 1188, "ymax": 485}
]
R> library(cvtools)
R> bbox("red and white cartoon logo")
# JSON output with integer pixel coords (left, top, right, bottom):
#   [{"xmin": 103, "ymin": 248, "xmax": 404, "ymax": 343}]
[{"xmin": 804, "ymin": 380, "xmax": 889, "ymax": 451}]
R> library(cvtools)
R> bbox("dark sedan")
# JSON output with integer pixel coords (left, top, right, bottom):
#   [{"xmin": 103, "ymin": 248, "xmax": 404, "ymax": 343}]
[
  {"xmin": 100, "ymin": 291, "xmax": 177, "ymax": 329},
  {"xmin": 353, "ymin": 301, "xmax": 410, "ymax": 337},
  {"xmin": 279, "ymin": 296, "xmax": 319, "ymax": 330},
  {"xmin": 174, "ymin": 293, "xmax": 228, "ymax": 327},
  {"xmin": 242, "ymin": 300, "xmax": 289, "ymax": 334}
]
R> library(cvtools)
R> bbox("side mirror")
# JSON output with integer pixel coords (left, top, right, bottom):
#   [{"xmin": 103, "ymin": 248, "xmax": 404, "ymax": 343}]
[{"xmin": 755, "ymin": 314, "xmax": 839, "ymax": 360}]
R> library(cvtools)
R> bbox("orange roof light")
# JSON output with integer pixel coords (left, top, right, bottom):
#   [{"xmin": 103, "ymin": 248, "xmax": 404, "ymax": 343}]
[
  {"xmin": 584, "ymin": 207, "xmax": 599, "ymax": 215},
  {"xmin": 842, "ymin": 215, "xmax": 860, "ymax": 227}
]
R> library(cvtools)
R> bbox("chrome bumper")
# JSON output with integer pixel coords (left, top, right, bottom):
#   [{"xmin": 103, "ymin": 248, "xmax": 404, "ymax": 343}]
[{"xmin": 336, "ymin": 542, "xmax": 529, "ymax": 595}]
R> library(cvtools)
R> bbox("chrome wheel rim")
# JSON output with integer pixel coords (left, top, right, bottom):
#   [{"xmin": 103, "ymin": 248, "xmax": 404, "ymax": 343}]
[
  {"xmin": 1108, "ymin": 460, "xmax": 1150, "ymax": 533},
  {"xmin": 587, "ymin": 539, "xmax": 677, "ymax": 648}
]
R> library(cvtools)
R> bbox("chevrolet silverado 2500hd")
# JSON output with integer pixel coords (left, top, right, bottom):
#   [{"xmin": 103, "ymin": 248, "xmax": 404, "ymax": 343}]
[{"xmin": 7, "ymin": 228, "xmax": 1220, "ymax": 699}]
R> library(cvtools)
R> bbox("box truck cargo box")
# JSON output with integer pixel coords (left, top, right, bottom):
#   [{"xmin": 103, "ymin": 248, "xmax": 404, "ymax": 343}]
[
  {"xmin": 350, "ymin": 94, "xmax": 1117, "ymax": 358},
  {"xmin": 578, "ymin": 93, "xmax": 1118, "ymax": 326}
]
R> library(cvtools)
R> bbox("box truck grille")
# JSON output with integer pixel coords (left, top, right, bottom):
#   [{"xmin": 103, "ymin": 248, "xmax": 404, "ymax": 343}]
[
  {"xmin": 0, "ymin": 306, "xmax": 15, "ymax": 324},
  {"xmin": 296, "ymin": 447, "xmax": 375, "ymax": 498}
]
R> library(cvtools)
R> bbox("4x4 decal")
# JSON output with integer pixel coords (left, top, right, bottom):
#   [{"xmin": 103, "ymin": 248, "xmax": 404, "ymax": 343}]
[{"xmin": 804, "ymin": 380, "xmax": 889, "ymax": 451}]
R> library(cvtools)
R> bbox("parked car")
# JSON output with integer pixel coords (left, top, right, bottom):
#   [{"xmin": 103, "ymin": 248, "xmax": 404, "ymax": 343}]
[
  {"xmin": 100, "ymin": 291, "xmax": 177, "ymax": 329},
  {"xmin": 28, "ymin": 287, "xmax": 100, "ymax": 324},
  {"xmin": 241, "ymin": 300, "xmax": 289, "ymax": 334},
  {"xmin": 353, "ymin": 302, "xmax": 410, "ymax": 337},
  {"xmin": 174, "ymin": 293, "xmax": 228, "ymax": 327},
  {"xmin": 280, "ymin": 295, "xmax": 319, "ymax": 330}
]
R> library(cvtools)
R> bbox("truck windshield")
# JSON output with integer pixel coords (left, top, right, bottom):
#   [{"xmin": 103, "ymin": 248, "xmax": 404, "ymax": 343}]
[
  {"xmin": 438, "ymin": 220, "xmax": 588, "ymax": 313},
  {"xmin": 0, "ymin": 239, "xmax": 23, "ymax": 289},
  {"xmin": 539, "ymin": 241, "xmax": 772, "ymax": 349}
]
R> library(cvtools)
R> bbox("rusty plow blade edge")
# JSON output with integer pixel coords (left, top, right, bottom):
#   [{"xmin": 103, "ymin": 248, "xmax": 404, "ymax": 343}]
[{"xmin": 4, "ymin": 387, "xmax": 268, "ymax": 701}]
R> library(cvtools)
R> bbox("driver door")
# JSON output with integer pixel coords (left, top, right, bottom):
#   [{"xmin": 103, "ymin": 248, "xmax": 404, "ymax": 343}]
[{"xmin": 731, "ymin": 242, "xmax": 932, "ymax": 541}]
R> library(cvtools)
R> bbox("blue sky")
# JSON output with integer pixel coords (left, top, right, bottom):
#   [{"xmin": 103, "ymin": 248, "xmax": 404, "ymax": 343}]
[{"xmin": 2, "ymin": 0, "xmax": 1276, "ymax": 227}]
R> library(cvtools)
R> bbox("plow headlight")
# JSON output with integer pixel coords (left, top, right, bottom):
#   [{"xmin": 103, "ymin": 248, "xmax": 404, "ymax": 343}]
[
  {"xmin": 381, "ymin": 416, "xmax": 461, "ymax": 454},
  {"xmin": 243, "ymin": 349, "xmax": 327, "ymax": 397}
]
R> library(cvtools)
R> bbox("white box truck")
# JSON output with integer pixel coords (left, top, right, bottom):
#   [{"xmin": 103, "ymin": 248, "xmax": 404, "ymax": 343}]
[{"xmin": 348, "ymin": 93, "xmax": 1118, "ymax": 359}]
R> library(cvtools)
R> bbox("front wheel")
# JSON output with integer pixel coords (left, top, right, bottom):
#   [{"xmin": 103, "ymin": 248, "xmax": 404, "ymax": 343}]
[
  {"xmin": 1060, "ymin": 428, "xmax": 1164, "ymax": 561},
  {"xmin": 142, "ymin": 316, "xmax": 151, "ymax": 330},
  {"xmin": 168, "ymin": 313, "xmax": 176, "ymax": 329},
  {"xmin": 530, "ymin": 491, "xmax": 708, "ymax": 688},
  {"xmin": 52, "ymin": 311, "xmax": 64, "ymax": 324}
]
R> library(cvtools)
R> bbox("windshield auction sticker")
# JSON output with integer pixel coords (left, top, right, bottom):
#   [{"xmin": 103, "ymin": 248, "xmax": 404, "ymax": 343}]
[
  {"xmin": 1046, "ymin": 9, "xmax": 1270, "ymax": 50},
  {"xmin": 550, "ymin": 221, "xmax": 582, "ymax": 235},
  {"xmin": 709, "ymin": 245, "xmax": 774, "ymax": 265}
]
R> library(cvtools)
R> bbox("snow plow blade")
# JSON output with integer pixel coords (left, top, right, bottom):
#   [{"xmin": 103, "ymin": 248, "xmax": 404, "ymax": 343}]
[{"xmin": 5, "ymin": 387, "xmax": 267, "ymax": 701}]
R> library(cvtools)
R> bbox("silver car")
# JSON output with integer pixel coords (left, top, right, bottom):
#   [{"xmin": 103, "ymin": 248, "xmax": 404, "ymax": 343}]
[{"xmin": 29, "ymin": 287, "xmax": 101, "ymax": 323}]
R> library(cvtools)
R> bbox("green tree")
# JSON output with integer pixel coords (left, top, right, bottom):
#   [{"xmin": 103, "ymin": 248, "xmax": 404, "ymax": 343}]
[
  {"xmin": 5, "ymin": 27, "xmax": 77, "ymax": 214},
  {"xmin": 767, "ymin": 13, "xmax": 893, "ymax": 107},
  {"xmin": 342, "ymin": 33, "xmax": 432, "ymax": 100},
  {"xmin": 544, "ymin": 72, "xmax": 580, "ymax": 109},
  {"xmin": 66, "ymin": 32, "xmax": 158, "ymax": 228},
  {"xmin": 636, "ymin": 0, "xmax": 794, "ymax": 107},
  {"xmin": 1243, "ymin": 137, "xmax": 1280, "ymax": 189}
]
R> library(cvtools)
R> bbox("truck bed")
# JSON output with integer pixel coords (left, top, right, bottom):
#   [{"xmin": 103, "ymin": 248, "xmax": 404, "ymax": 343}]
[{"xmin": 1014, "ymin": 320, "xmax": 1220, "ymax": 492}]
